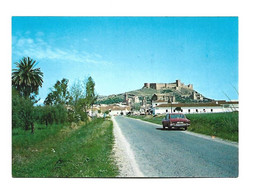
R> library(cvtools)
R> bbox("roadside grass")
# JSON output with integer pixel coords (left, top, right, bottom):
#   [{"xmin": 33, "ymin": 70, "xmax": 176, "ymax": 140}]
[
  {"xmin": 12, "ymin": 118, "xmax": 119, "ymax": 177},
  {"xmin": 128, "ymin": 112, "xmax": 238, "ymax": 142},
  {"xmin": 187, "ymin": 112, "xmax": 238, "ymax": 142},
  {"xmin": 128, "ymin": 115, "xmax": 163, "ymax": 125}
]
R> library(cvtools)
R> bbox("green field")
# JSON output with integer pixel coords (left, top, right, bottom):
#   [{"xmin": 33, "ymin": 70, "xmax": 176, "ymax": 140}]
[
  {"xmin": 12, "ymin": 118, "xmax": 119, "ymax": 177},
  {"xmin": 128, "ymin": 112, "xmax": 238, "ymax": 142}
]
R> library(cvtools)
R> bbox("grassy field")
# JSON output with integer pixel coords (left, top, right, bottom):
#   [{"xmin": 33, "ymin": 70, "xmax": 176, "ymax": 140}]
[
  {"xmin": 128, "ymin": 112, "xmax": 238, "ymax": 142},
  {"xmin": 12, "ymin": 118, "xmax": 119, "ymax": 177}
]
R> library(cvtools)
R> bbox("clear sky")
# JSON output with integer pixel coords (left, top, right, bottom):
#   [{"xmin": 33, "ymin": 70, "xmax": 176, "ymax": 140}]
[{"xmin": 12, "ymin": 17, "xmax": 238, "ymax": 103}]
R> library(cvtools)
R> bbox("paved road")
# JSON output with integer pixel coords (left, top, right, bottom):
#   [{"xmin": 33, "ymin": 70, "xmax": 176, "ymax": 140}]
[{"xmin": 114, "ymin": 116, "xmax": 238, "ymax": 177}]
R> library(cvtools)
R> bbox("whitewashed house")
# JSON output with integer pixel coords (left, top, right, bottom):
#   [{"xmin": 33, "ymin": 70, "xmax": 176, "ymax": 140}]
[
  {"xmin": 108, "ymin": 108, "xmax": 131, "ymax": 116},
  {"xmin": 153, "ymin": 101, "xmax": 238, "ymax": 115},
  {"xmin": 99, "ymin": 105, "xmax": 131, "ymax": 116},
  {"xmin": 152, "ymin": 100, "xmax": 169, "ymax": 108}
]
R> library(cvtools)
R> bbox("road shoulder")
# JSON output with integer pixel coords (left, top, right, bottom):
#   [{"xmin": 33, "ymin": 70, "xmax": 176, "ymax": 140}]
[{"xmin": 112, "ymin": 116, "xmax": 144, "ymax": 177}]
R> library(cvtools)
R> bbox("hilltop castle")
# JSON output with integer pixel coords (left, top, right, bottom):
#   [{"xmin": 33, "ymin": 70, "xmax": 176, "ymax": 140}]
[{"xmin": 143, "ymin": 80, "xmax": 193, "ymax": 90}]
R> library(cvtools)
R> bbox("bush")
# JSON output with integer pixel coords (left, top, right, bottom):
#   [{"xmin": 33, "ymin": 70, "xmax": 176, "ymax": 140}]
[
  {"xmin": 12, "ymin": 91, "xmax": 35, "ymax": 131},
  {"xmin": 12, "ymin": 91, "xmax": 22, "ymax": 128},
  {"xmin": 34, "ymin": 105, "xmax": 68, "ymax": 126},
  {"xmin": 54, "ymin": 104, "xmax": 68, "ymax": 124}
]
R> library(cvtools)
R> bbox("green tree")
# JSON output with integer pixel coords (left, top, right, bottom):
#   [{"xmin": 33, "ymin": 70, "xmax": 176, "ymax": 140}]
[
  {"xmin": 174, "ymin": 107, "xmax": 182, "ymax": 112},
  {"xmin": 69, "ymin": 80, "xmax": 88, "ymax": 122},
  {"xmin": 85, "ymin": 76, "xmax": 97, "ymax": 118},
  {"xmin": 12, "ymin": 88, "xmax": 35, "ymax": 132},
  {"xmin": 12, "ymin": 57, "xmax": 43, "ymax": 99},
  {"xmin": 74, "ymin": 98, "xmax": 88, "ymax": 122},
  {"xmin": 132, "ymin": 103, "xmax": 141, "ymax": 111},
  {"xmin": 85, "ymin": 76, "xmax": 97, "ymax": 107},
  {"xmin": 12, "ymin": 57, "xmax": 43, "ymax": 133},
  {"xmin": 12, "ymin": 88, "xmax": 22, "ymax": 128},
  {"xmin": 70, "ymin": 80, "xmax": 85, "ymax": 107},
  {"xmin": 44, "ymin": 78, "xmax": 71, "ymax": 105},
  {"xmin": 43, "ymin": 79, "xmax": 71, "ymax": 123}
]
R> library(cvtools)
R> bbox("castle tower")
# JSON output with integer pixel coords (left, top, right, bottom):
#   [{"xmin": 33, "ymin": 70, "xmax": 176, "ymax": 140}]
[
  {"xmin": 188, "ymin": 84, "xmax": 193, "ymax": 89},
  {"xmin": 176, "ymin": 80, "xmax": 181, "ymax": 87},
  {"xmin": 124, "ymin": 92, "xmax": 128, "ymax": 102},
  {"xmin": 144, "ymin": 83, "xmax": 150, "ymax": 88}
]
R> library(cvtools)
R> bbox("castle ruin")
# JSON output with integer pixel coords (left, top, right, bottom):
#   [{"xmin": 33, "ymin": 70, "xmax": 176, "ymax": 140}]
[
  {"xmin": 143, "ymin": 80, "xmax": 193, "ymax": 90},
  {"xmin": 124, "ymin": 92, "xmax": 140, "ymax": 106}
]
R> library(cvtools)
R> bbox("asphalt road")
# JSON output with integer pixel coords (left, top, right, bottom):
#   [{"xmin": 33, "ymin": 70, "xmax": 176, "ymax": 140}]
[{"xmin": 114, "ymin": 116, "xmax": 238, "ymax": 177}]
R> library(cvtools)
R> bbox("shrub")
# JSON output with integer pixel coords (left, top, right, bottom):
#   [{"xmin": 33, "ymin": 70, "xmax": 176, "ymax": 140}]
[
  {"xmin": 12, "ymin": 94, "xmax": 35, "ymax": 131},
  {"xmin": 33, "ymin": 104, "xmax": 68, "ymax": 126},
  {"xmin": 54, "ymin": 104, "xmax": 68, "ymax": 124}
]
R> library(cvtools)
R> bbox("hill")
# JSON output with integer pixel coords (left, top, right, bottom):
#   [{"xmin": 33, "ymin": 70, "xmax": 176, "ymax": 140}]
[{"xmin": 96, "ymin": 84, "xmax": 213, "ymax": 105}]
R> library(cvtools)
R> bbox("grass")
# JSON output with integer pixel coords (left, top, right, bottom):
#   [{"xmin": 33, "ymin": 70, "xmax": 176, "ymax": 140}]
[
  {"xmin": 187, "ymin": 112, "xmax": 238, "ymax": 142},
  {"xmin": 128, "ymin": 112, "xmax": 238, "ymax": 142},
  {"xmin": 12, "ymin": 118, "xmax": 119, "ymax": 177},
  {"xmin": 129, "ymin": 115, "xmax": 163, "ymax": 125}
]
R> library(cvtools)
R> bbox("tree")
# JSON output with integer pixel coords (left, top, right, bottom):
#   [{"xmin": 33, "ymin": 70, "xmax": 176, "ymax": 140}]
[
  {"xmin": 12, "ymin": 57, "xmax": 43, "ymax": 99},
  {"xmin": 68, "ymin": 80, "xmax": 88, "ymax": 122},
  {"xmin": 44, "ymin": 78, "xmax": 71, "ymax": 105},
  {"xmin": 174, "ymin": 107, "xmax": 182, "ymax": 112},
  {"xmin": 70, "ymin": 80, "xmax": 85, "ymax": 107},
  {"xmin": 132, "ymin": 103, "xmax": 141, "ymax": 111},
  {"xmin": 85, "ymin": 77, "xmax": 97, "ymax": 118},
  {"xmin": 12, "ymin": 57, "xmax": 43, "ymax": 133},
  {"xmin": 12, "ymin": 87, "xmax": 22, "ymax": 128},
  {"xmin": 12, "ymin": 88, "xmax": 35, "ymax": 132},
  {"xmin": 85, "ymin": 76, "xmax": 97, "ymax": 107},
  {"xmin": 44, "ymin": 92, "xmax": 55, "ymax": 105}
]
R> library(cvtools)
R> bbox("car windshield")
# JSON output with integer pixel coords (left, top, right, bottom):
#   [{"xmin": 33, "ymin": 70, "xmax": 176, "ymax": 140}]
[{"xmin": 170, "ymin": 114, "xmax": 185, "ymax": 119}]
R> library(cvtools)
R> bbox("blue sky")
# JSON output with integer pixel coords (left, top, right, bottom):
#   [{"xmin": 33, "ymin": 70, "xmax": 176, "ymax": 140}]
[{"xmin": 12, "ymin": 17, "xmax": 238, "ymax": 103}]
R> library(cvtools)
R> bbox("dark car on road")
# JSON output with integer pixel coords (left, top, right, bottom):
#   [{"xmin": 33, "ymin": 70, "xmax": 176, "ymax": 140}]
[{"xmin": 162, "ymin": 113, "xmax": 190, "ymax": 130}]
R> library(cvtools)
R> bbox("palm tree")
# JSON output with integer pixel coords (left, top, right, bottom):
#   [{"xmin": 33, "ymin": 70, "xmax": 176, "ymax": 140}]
[{"xmin": 12, "ymin": 57, "xmax": 43, "ymax": 98}]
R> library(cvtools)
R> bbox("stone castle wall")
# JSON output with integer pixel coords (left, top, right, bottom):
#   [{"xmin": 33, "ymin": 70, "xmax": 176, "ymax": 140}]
[{"xmin": 144, "ymin": 80, "xmax": 193, "ymax": 90}]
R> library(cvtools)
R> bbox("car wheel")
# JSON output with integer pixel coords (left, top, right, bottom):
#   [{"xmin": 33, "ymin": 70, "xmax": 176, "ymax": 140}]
[
  {"xmin": 184, "ymin": 127, "xmax": 187, "ymax": 130},
  {"xmin": 163, "ymin": 125, "xmax": 165, "ymax": 129}
]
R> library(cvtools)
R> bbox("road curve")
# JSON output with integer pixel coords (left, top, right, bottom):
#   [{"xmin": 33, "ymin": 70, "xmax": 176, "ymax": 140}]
[{"xmin": 114, "ymin": 116, "xmax": 238, "ymax": 177}]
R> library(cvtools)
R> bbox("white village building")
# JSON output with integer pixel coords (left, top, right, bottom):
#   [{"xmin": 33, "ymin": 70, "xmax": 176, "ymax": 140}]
[
  {"xmin": 88, "ymin": 104, "xmax": 131, "ymax": 117},
  {"xmin": 153, "ymin": 100, "xmax": 239, "ymax": 115}
]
